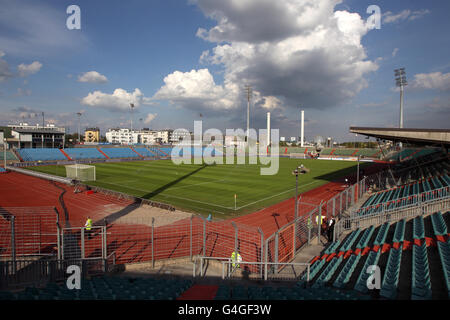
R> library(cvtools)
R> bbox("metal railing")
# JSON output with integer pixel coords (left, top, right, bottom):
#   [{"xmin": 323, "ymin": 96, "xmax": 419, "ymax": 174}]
[
  {"xmin": 192, "ymin": 256, "xmax": 310, "ymax": 281},
  {"xmin": 334, "ymin": 195, "xmax": 450, "ymax": 240},
  {"xmin": 0, "ymin": 253, "xmax": 116, "ymax": 289}
]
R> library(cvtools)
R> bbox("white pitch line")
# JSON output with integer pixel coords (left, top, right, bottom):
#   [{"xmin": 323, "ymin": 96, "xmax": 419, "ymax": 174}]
[
  {"xmin": 234, "ymin": 180, "xmax": 322, "ymax": 210},
  {"xmin": 166, "ymin": 178, "xmax": 227, "ymax": 191},
  {"xmin": 95, "ymin": 180, "xmax": 234, "ymax": 210}
]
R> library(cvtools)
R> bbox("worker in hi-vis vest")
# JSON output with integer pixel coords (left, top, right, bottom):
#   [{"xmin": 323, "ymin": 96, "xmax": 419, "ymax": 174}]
[
  {"xmin": 85, "ymin": 216, "xmax": 93, "ymax": 239},
  {"xmin": 315, "ymin": 215, "xmax": 325, "ymax": 226},
  {"xmin": 231, "ymin": 251, "xmax": 242, "ymax": 269}
]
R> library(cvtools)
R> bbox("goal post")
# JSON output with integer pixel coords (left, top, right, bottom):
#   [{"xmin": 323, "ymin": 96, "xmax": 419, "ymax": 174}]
[{"xmin": 65, "ymin": 164, "xmax": 96, "ymax": 181}]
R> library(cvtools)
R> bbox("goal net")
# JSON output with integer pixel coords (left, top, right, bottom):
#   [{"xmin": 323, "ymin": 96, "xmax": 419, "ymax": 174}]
[{"xmin": 65, "ymin": 164, "xmax": 96, "ymax": 181}]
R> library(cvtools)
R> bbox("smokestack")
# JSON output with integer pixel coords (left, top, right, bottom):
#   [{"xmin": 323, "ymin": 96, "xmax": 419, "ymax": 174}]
[
  {"xmin": 267, "ymin": 112, "xmax": 271, "ymax": 146},
  {"xmin": 301, "ymin": 110, "xmax": 305, "ymax": 147}
]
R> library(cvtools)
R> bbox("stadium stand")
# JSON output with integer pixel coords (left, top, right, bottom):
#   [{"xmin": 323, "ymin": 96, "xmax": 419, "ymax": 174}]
[
  {"xmin": 64, "ymin": 148, "xmax": 106, "ymax": 160},
  {"xmin": 133, "ymin": 147, "xmax": 155, "ymax": 157},
  {"xmin": 0, "ymin": 276, "xmax": 193, "ymax": 300},
  {"xmin": 300, "ymin": 211, "xmax": 450, "ymax": 300},
  {"xmin": 213, "ymin": 284, "xmax": 371, "ymax": 300},
  {"xmin": 100, "ymin": 147, "xmax": 140, "ymax": 159},
  {"xmin": 17, "ymin": 148, "xmax": 67, "ymax": 161},
  {"xmin": 3, "ymin": 151, "xmax": 18, "ymax": 161}
]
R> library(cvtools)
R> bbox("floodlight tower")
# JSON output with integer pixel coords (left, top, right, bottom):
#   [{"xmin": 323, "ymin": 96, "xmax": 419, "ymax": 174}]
[
  {"xmin": 245, "ymin": 85, "xmax": 252, "ymax": 143},
  {"xmin": 76, "ymin": 112, "xmax": 82, "ymax": 144},
  {"xmin": 395, "ymin": 68, "xmax": 407, "ymax": 148},
  {"xmin": 130, "ymin": 103, "xmax": 135, "ymax": 132},
  {"xmin": 395, "ymin": 68, "xmax": 407, "ymax": 128}
]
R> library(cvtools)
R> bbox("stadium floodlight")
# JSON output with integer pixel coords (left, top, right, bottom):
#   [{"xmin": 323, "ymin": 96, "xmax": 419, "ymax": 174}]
[
  {"xmin": 76, "ymin": 112, "xmax": 82, "ymax": 144},
  {"xmin": 292, "ymin": 165, "xmax": 304, "ymax": 250},
  {"xmin": 245, "ymin": 85, "xmax": 252, "ymax": 143},
  {"xmin": 394, "ymin": 68, "xmax": 407, "ymax": 129}
]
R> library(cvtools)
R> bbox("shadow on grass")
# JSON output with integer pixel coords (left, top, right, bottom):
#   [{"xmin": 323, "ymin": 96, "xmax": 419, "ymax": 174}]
[{"xmin": 141, "ymin": 164, "xmax": 208, "ymax": 199}]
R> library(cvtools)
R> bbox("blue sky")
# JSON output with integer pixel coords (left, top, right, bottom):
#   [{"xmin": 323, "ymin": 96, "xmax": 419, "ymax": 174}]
[{"xmin": 0, "ymin": 0, "xmax": 449, "ymax": 143}]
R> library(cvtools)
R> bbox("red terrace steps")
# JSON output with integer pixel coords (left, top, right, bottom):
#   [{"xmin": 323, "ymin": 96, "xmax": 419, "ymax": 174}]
[
  {"xmin": 329, "ymin": 149, "xmax": 336, "ymax": 155},
  {"xmin": 97, "ymin": 147, "xmax": 110, "ymax": 159},
  {"xmin": 158, "ymin": 148, "xmax": 169, "ymax": 157},
  {"xmin": 304, "ymin": 148, "xmax": 308, "ymax": 154},
  {"xmin": 350, "ymin": 149, "xmax": 359, "ymax": 157},
  {"xmin": 59, "ymin": 149, "xmax": 72, "ymax": 160},
  {"xmin": 177, "ymin": 285, "xmax": 218, "ymax": 300},
  {"xmin": 131, "ymin": 147, "xmax": 144, "ymax": 158}
]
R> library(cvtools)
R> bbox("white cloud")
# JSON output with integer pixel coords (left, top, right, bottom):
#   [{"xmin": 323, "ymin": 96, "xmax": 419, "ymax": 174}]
[
  {"xmin": 156, "ymin": 0, "xmax": 378, "ymax": 117},
  {"xmin": 412, "ymin": 72, "xmax": 450, "ymax": 91},
  {"xmin": 15, "ymin": 88, "xmax": 32, "ymax": 97},
  {"xmin": 392, "ymin": 48, "xmax": 399, "ymax": 57},
  {"xmin": 383, "ymin": 9, "xmax": 430, "ymax": 24},
  {"xmin": 17, "ymin": 61, "xmax": 42, "ymax": 77},
  {"xmin": 143, "ymin": 113, "xmax": 157, "ymax": 124},
  {"xmin": 81, "ymin": 88, "xmax": 147, "ymax": 111},
  {"xmin": 0, "ymin": 51, "xmax": 13, "ymax": 82},
  {"xmin": 153, "ymin": 69, "xmax": 238, "ymax": 111},
  {"xmin": 78, "ymin": 71, "xmax": 108, "ymax": 83}
]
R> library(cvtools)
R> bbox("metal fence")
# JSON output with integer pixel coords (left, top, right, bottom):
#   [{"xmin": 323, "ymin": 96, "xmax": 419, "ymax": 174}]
[
  {"xmin": 192, "ymin": 256, "xmax": 310, "ymax": 281},
  {"xmin": 0, "ymin": 256, "xmax": 116, "ymax": 289},
  {"xmin": 263, "ymin": 176, "xmax": 368, "ymax": 267},
  {"xmin": 0, "ymin": 176, "xmax": 368, "ymax": 286}
]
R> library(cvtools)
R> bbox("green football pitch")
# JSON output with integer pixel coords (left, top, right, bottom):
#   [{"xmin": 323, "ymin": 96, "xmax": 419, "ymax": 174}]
[{"xmin": 26, "ymin": 158, "xmax": 364, "ymax": 218}]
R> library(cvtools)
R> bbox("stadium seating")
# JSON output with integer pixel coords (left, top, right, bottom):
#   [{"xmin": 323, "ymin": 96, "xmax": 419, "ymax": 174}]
[
  {"xmin": 300, "ymin": 212, "xmax": 449, "ymax": 299},
  {"xmin": 3, "ymin": 151, "xmax": 18, "ymax": 160},
  {"xmin": 379, "ymin": 248, "xmax": 402, "ymax": 299},
  {"xmin": 17, "ymin": 148, "xmax": 67, "ymax": 161},
  {"xmin": 64, "ymin": 148, "xmax": 106, "ymax": 160},
  {"xmin": 436, "ymin": 238, "xmax": 450, "ymax": 299},
  {"xmin": 411, "ymin": 242, "xmax": 432, "ymax": 300},
  {"xmin": 357, "ymin": 175, "xmax": 448, "ymax": 216},
  {"xmin": 0, "ymin": 276, "xmax": 193, "ymax": 300},
  {"xmin": 100, "ymin": 148, "xmax": 139, "ymax": 159},
  {"xmin": 213, "ymin": 284, "xmax": 371, "ymax": 300},
  {"xmin": 133, "ymin": 147, "xmax": 155, "ymax": 157}
]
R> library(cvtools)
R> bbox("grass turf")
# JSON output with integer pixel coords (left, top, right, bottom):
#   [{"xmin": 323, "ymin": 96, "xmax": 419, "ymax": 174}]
[{"xmin": 25, "ymin": 157, "xmax": 366, "ymax": 218}]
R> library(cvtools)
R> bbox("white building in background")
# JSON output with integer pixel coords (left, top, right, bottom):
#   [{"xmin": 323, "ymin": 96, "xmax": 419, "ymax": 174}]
[
  {"xmin": 105, "ymin": 128, "xmax": 173, "ymax": 145},
  {"xmin": 7, "ymin": 123, "xmax": 65, "ymax": 148}
]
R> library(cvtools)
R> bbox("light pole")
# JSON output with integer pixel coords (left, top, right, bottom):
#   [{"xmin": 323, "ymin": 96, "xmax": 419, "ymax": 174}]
[
  {"xmin": 292, "ymin": 165, "xmax": 303, "ymax": 252},
  {"xmin": 130, "ymin": 103, "xmax": 135, "ymax": 145},
  {"xmin": 356, "ymin": 155, "xmax": 360, "ymax": 199},
  {"xmin": 245, "ymin": 85, "xmax": 252, "ymax": 144},
  {"xmin": 76, "ymin": 112, "xmax": 82, "ymax": 144},
  {"xmin": 395, "ymin": 68, "xmax": 407, "ymax": 148}
]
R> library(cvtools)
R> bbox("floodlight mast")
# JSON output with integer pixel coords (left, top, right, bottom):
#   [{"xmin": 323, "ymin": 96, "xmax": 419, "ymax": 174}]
[
  {"xmin": 130, "ymin": 103, "xmax": 135, "ymax": 145},
  {"xmin": 245, "ymin": 85, "xmax": 252, "ymax": 144},
  {"xmin": 76, "ymin": 112, "xmax": 82, "ymax": 144},
  {"xmin": 394, "ymin": 68, "xmax": 407, "ymax": 129}
]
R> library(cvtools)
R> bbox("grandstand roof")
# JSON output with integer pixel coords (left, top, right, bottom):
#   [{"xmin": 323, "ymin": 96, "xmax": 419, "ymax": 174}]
[
  {"xmin": 12, "ymin": 128, "xmax": 65, "ymax": 134},
  {"xmin": 349, "ymin": 127, "xmax": 450, "ymax": 146}
]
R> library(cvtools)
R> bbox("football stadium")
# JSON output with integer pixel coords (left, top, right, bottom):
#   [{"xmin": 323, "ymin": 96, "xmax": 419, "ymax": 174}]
[{"xmin": 0, "ymin": 0, "xmax": 449, "ymax": 311}]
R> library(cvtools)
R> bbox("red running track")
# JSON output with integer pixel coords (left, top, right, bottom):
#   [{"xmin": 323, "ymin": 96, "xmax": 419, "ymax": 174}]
[{"xmin": 0, "ymin": 162, "xmax": 386, "ymax": 264}]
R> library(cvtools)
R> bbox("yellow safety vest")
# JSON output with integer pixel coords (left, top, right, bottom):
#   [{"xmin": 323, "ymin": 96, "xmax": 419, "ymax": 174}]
[
  {"xmin": 315, "ymin": 215, "xmax": 324, "ymax": 225},
  {"xmin": 85, "ymin": 218, "xmax": 92, "ymax": 231},
  {"xmin": 231, "ymin": 251, "xmax": 242, "ymax": 268}
]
